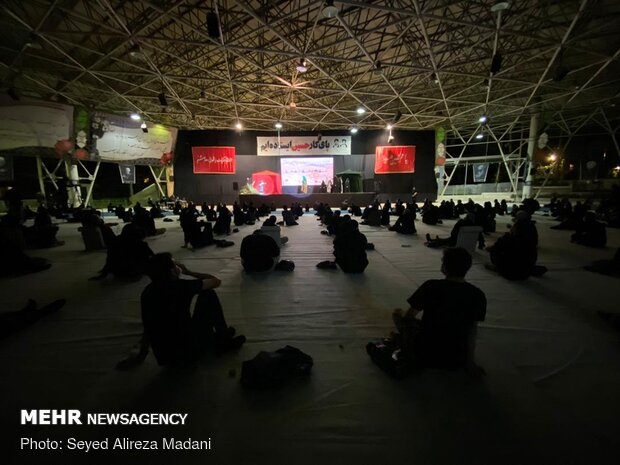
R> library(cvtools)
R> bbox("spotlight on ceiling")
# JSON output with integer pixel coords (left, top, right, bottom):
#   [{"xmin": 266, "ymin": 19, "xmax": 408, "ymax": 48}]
[
  {"xmin": 373, "ymin": 61, "xmax": 383, "ymax": 74},
  {"xmin": 141, "ymin": 122, "xmax": 148, "ymax": 133},
  {"xmin": 386, "ymin": 124, "xmax": 393, "ymax": 130},
  {"xmin": 296, "ymin": 59, "xmax": 308, "ymax": 73},
  {"xmin": 158, "ymin": 92, "xmax": 168, "ymax": 106},
  {"xmin": 475, "ymin": 133, "xmax": 484, "ymax": 140},
  {"xmin": 431, "ymin": 73, "xmax": 439, "ymax": 84},
  {"xmin": 130, "ymin": 113, "xmax": 141, "ymax": 121},
  {"xmin": 128, "ymin": 45, "xmax": 146, "ymax": 61},
  {"xmin": 478, "ymin": 115, "xmax": 488, "ymax": 124},
  {"xmin": 289, "ymin": 101, "xmax": 297, "ymax": 109},
  {"xmin": 393, "ymin": 110, "xmax": 402, "ymax": 123},
  {"xmin": 322, "ymin": 0, "xmax": 339, "ymax": 18},
  {"xmin": 356, "ymin": 107, "xmax": 366, "ymax": 115},
  {"xmin": 275, "ymin": 122, "xmax": 283, "ymax": 129},
  {"xmin": 235, "ymin": 122, "xmax": 243, "ymax": 130},
  {"xmin": 199, "ymin": 90, "xmax": 208, "ymax": 102},
  {"xmin": 350, "ymin": 127, "xmax": 358, "ymax": 134}
]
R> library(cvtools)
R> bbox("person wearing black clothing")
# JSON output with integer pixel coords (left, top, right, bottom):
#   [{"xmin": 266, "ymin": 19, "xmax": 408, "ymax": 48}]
[
  {"xmin": 422, "ymin": 204, "xmax": 442, "ymax": 225},
  {"xmin": 91, "ymin": 224, "xmax": 153, "ymax": 280},
  {"xmin": 240, "ymin": 232, "xmax": 281, "ymax": 272},
  {"xmin": 141, "ymin": 253, "xmax": 245, "ymax": 366},
  {"xmin": 389, "ymin": 208, "xmax": 416, "ymax": 234},
  {"xmin": 571, "ymin": 212, "xmax": 606, "ymax": 247},
  {"xmin": 486, "ymin": 211, "xmax": 540, "ymax": 280},
  {"xmin": 392, "ymin": 247, "xmax": 486, "ymax": 373},
  {"xmin": 333, "ymin": 220, "xmax": 368, "ymax": 273},
  {"xmin": 425, "ymin": 212, "xmax": 483, "ymax": 249},
  {"xmin": 213, "ymin": 205, "xmax": 232, "ymax": 235},
  {"xmin": 381, "ymin": 201, "xmax": 391, "ymax": 226}
]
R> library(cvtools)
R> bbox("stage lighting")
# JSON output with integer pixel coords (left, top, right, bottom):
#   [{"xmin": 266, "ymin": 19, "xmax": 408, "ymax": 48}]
[
  {"xmin": 141, "ymin": 122, "xmax": 148, "ymax": 133},
  {"xmin": 158, "ymin": 92, "xmax": 168, "ymax": 106},
  {"xmin": 130, "ymin": 113, "xmax": 141, "ymax": 121},
  {"xmin": 356, "ymin": 107, "xmax": 366, "ymax": 115},
  {"xmin": 322, "ymin": 0, "xmax": 338, "ymax": 18},
  {"xmin": 350, "ymin": 127, "xmax": 358, "ymax": 134},
  {"xmin": 235, "ymin": 122, "xmax": 242, "ymax": 130},
  {"xmin": 199, "ymin": 90, "xmax": 208, "ymax": 102},
  {"xmin": 386, "ymin": 124, "xmax": 393, "ymax": 130},
  {"xmin": 478, "ymin": 115, "xmax": 488, "ymax": 124},
  {"xmin": 393, "ymin": 110, "xmax": 402, "ymax": 123},
  {"xmin": 475, "ymin": 133, "xmax": 484, "ymax": 140},
  {"xmin": 491, "ymin": 2, "xmax": 511, "ymax": 13},
  {"xmin": 275, "ymin": 122, "xmax": 283, "ymax": 129}
]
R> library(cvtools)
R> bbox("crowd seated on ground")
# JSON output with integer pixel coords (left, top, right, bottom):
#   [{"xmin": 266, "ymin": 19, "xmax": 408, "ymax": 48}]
[
  {"xmin": 213, "ymin": 204, "xmax": 233, "ymax": 235},
  {"xmin": 80, "ymin": 212, "xmax": 116, "ymax": 250},
  {"xmin": 240, "ymin": 230, "xmax": 294, "ymax": 272},
  {"xmin": 280, "ymin": 206, "xmax": 299, "ymax": 226},
  {"xmin": 390, "ymin": 247, "xmax": 486, "ymax": 375},
  {"xmin": 361, "ymin": 201, "xmax": 381, "ymax": 226}
]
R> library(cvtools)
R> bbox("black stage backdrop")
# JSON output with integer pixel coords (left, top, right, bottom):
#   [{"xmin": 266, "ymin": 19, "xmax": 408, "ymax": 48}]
[{"xmin": 173, "ymin": 129, "xmax": 436, "ymax": 204}]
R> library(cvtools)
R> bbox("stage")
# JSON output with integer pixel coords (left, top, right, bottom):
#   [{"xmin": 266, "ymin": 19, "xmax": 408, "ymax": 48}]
[{"xmin": 239, "ymin": 192, "xmax": 378, "ymax": 207}]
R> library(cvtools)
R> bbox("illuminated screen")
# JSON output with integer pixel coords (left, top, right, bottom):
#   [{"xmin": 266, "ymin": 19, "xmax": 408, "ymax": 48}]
[{"xmin": 280, "ymin": 157, "xmax": 334, "ymax": 186}]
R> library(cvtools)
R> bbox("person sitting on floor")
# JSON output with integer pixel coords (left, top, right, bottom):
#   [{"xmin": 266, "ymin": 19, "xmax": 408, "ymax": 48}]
[
  {"xmin": 141, "ymin": 253, "xmax": 245, "ymax": 366},
  {"xmin": 425, "ymin": 212, "xmax": 484, "ymax": 249},
  {"xmin": 486, "ymin": 210, "xmax": 542, "ymax": 280},
  {"xmin": 80, "ymin": 212, "xmax": 116, "ymax": 250},
  {"xmin": 422, "ymin": 204, "xmax": 442, "ymax": 225},
  {"xmin": 91, "ymin": 223, "xmax": 154, "ymax": 281},
  {"xmin": 133, "ymin": 205, "xmax": 165, "ymax": 237},
  {"xmin": 0, "ymin": 219, "xmax": 51, "ymax": 277},
  {"xmin": 391, "ymin": 247, "xmax": 486, "ymax": 375},
  {"xmin": 260, "ymin": 215, "xmax": 289, "ymax": 245},
  {"xmin": 361, "ymin": 203, "xmax": 381, "ymax": 226},
  {"xmin": 318, "ymin": 220, "xmax": 369, "ymax": 273},
  {"xmin": 571, "ymin": 212, "xmax": 606, "ymax": 248},
  {"xmin": 213, "ymin": 204, "xmax": 232, "ymax": 235},
  {"xmin": 281, "ymin": 206, "xmax": 299, "ymax": 226},
  {"xmin": 389, "ymin": 208, "xmax": 417, "ymax": 234},
  {"xmin": 381, "ymin": 200, "xmax": 391, "ymax": 226},
  {"xmin": 240, "ymin": 231, "xmax": 293, "ymax": 272},
  {"xmin": 25, "ymin": 206, "xmax": 63, "ymax": 248}
]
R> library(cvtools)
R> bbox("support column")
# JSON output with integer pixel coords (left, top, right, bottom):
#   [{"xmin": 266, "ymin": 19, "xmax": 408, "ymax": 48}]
[
  {"xmin": 36, "ymin": 156, "xmax": 46, "ymax": 200},
  {"xmin": 522, "ymin": 112, "xmax": 539, "ymax": 200}
]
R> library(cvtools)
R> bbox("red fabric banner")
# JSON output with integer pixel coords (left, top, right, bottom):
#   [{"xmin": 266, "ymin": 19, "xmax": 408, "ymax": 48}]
[
  {"xmin": 374, "ymin": 145, "xmax": 416, "ymax": 174},
  {"xmin": 192, "ymin": 146, "xmax": 236, "ymax": 174}
]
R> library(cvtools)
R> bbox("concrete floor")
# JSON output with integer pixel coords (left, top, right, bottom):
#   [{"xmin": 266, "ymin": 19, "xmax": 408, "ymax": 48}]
[{"xmin": 2, "ymin": 211, "xmax": 620, "ymax": 465}]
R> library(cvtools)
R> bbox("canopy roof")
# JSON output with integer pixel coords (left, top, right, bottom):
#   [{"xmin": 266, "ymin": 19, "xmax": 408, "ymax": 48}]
[{"xmin": 2, "ymin": 1, "xmax": 619, "ymax": 137}]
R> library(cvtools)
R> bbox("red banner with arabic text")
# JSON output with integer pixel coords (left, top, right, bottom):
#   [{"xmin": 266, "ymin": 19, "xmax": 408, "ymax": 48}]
[
  {"xmin": 192, "ymin": 146, "xmax": 236, "ymax": 174},
  {"xmin": 374, "ymin": 145, "xmax": 415, "ymax": 174}
]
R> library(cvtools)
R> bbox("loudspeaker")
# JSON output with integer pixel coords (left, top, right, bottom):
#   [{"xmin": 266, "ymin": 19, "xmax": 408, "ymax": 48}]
[
  {"xmin": 232, "ymin": 182, "xmax": 239, "ymax": 191},
  {"xmin": 207, "ymin": 12, "xmax": 220, "ymax": 39}
]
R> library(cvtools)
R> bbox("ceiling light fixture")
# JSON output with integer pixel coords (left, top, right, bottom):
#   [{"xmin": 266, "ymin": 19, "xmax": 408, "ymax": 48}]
[
  {"xmin": 130, "ymin": 113, "xmax": 141, "ymax": 121},
  {"xmin": 475, "ymin": 133, "xmax": 484, "ymax": 140},
  {"xmin": 386, "ymin": 124, "xmax": 393, "ymax": 130},
  {"xmin": 275, "ymin": 122, "xmax": 283, "ymax": 129},
  {"xmin": 235, "ymin": 122, "xmax": 242, "ymax": 130},
  {"xmin": 25, "ymin": 33, "xmax": 42, "ymax": 50},
  {"xmin": 322, "ymin": 0, "xmax": 339, "ymax": 18},
  {"xmin": 491, "ymin": 1, "xmax": 511, "ymax": 13},
  {"xmin": 141, "ymin": 122, "xmax": 148, "ymax": 133},
  {"xmin": 356, "ymin": 107, "xmax": 366, "ymax": 115},
  {"xmin": 199, "ymin": 90, "xmax": 207, "ymax": 102},
  {"xmin": 296, "ymin": 59, "xmax": 308, "ymax": 73},
  {"xmin": 350, "ymin": 127, "xmax": 358, "ymax": 134},
  {"xmin": 478, "ymin": 115, "xmax": 488, "ymax": 124},
  {"xmin": 158, "ymin": 92, "xmax": 168, "ymax": 106},
  {"xmin": 289, "ymin": 101, "xmax": 297, "ymax": 109}
]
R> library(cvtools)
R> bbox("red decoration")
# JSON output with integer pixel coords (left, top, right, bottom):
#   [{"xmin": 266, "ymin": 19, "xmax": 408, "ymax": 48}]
[
  {"xmin": 192, "ymin": 146, "xmax": 235, "ymax": 174},
  {"xmin": 160, "ymin": 151, "xmax": 174, "ymax": 165},
  {"xmin": 54, "ymin": 139, "xmax": 74, "ymax": 157},
  {"xmin": 436, "ymin": 157, "xmax": 446, "ymax": 166},
  {"xmin": 74, "ymin": 148, "xmax": 88, "ymax": 160},
  {"xmin": 251, "ymin": 170, "xmax": 282, "ymax": 195},
  {"xmin": 374, "ymin": 146, "xmax": 416, "ymax": 174}
]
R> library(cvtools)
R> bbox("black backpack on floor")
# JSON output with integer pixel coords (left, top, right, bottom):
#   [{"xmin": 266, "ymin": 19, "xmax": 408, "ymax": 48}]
[{"xmin": 241, "ymin": 346, "xmax": 313, "ymax": 389}]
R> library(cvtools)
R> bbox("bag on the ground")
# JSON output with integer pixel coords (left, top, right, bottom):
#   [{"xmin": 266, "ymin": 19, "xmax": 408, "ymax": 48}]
[
  {"xmin": 241, "ymin": 345, "xmax": 313, "ymax": 389},
  {"xmin": 366, "ymin": 339, "xmax": 411, "ymax": 379}
]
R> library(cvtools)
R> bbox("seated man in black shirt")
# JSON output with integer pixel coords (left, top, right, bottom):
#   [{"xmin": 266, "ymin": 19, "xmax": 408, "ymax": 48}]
[
  {"xmin": 389, "ymin": 208, "xmax": 416, "ymax": 234},
  {"xmin": 318, "ymin": 220, "xmax": 368, "ymax": 273},
  {"xmin": 141, "ymin": 253, "xmax": 245, "ymax": 366},
  {"xmin": 392, "ymin": 247, "xmax": 486, "ymax": 374},
  {"xmin": 240, "ymin": 231, "xmax": 281, "ymax": 272}
]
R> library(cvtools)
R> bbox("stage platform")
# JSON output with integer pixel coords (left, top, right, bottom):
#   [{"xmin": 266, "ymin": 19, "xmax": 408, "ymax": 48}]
[{"xmin": 239, "ymin": 192, "xmax": 377, "ymax": 206}]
